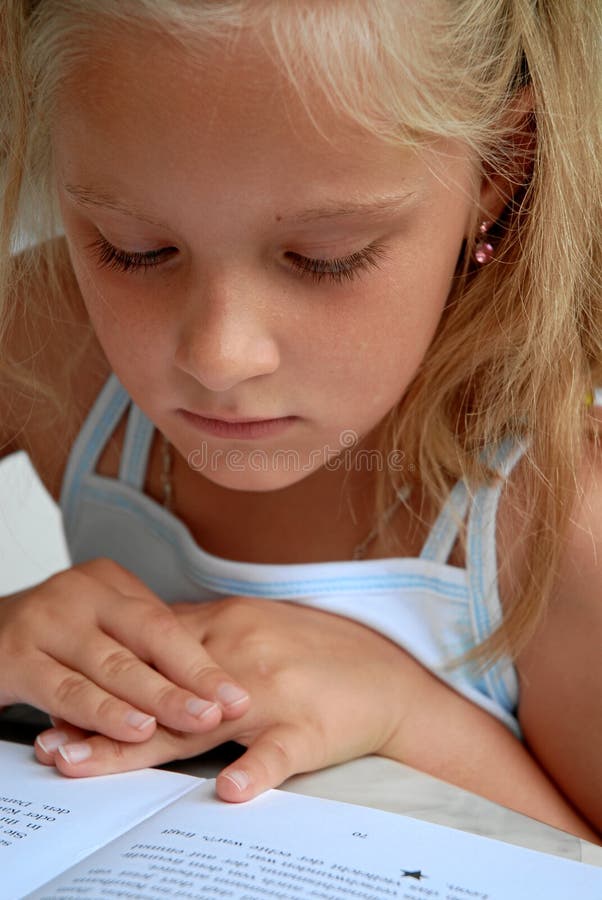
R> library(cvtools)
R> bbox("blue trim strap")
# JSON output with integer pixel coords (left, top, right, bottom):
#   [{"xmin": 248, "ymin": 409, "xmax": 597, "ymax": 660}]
[
  {"xmin": 419, "ymin": 479, "xmax": 470, "ymax": 564},
  {"xmin": 419, "ymin": 434, "xmax": 527, "ymax": 567},
  {"xmin": 119, "ymin": 404, "xmax": 155, "ymax": 490},
  {"xmin": 466, "ymin": 435, "xmax": 529, "ymax": 712},
  {"xmin": 59, "ymin": 374, "xmax": 130, "ymax": 535}
]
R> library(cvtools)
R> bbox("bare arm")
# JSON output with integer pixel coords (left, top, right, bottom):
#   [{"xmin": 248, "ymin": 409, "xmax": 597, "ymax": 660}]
[
  {"xmin": 517, "ymin": 441, "xmax": 602, "ymax": 836},
  {"xmin": 381, "ymin": 666, "xmax": 600, "ymax": 843}
]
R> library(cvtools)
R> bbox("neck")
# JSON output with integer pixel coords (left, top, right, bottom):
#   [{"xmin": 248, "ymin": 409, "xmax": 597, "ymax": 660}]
[{"xmin": 164, "ymin": 431, "xmax": 413, "ymax": 565}]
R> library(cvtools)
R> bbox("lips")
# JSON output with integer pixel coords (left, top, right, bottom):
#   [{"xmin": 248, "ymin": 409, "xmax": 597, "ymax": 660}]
[
  {"xmin": 183, "ymin": 410, "xmax": 283, "ymax": 424},
  {"xmin": 178, "ymin": 409, "xmax": 298, "ymax": 439}
]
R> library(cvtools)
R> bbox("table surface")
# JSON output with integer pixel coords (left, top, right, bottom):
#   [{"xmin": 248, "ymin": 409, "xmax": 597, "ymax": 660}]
[{"xmin": 2, "ymin": 703, "xmax": 600, "ymax": 870}]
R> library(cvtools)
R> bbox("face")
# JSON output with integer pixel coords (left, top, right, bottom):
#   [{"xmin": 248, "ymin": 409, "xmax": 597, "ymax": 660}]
[{"xmin": 52, "ymin": 25, "xmax": 480, "ymax": 492}]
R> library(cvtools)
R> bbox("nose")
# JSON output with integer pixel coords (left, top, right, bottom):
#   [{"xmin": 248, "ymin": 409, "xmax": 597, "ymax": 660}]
[{"xmin": 173, "ymin": 274, "xmax": 281, "ymax": 393}]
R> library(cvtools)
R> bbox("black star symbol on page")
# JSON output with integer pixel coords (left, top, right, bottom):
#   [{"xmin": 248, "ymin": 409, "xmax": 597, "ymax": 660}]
[{"xmin": 402, "ymin": 870, "xmax": 425, "ymax": 880}]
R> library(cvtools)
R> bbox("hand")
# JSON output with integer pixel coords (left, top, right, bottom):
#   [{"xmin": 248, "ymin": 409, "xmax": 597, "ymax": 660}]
[
  {"xmin": 34, "ymin": 596, "xmax": 433, "ymax": 798},
  {"xmin": 34, "ymin": 596, "xmax": 602, "ymax": 841},
  {"xmin": 0, "ymin": 559, "xmax": 249, "ymax": 748}
]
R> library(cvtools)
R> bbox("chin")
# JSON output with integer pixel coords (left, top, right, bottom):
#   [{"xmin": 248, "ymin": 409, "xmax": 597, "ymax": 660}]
[{"xmin": 189, "ymin": 460, "xmax": 320, "ymax": 493}]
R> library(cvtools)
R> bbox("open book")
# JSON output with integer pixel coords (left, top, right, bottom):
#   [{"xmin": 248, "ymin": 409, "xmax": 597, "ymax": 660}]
[{"xmin": 1, "ymin": 740, "xmax": 600, "ymax": 899}]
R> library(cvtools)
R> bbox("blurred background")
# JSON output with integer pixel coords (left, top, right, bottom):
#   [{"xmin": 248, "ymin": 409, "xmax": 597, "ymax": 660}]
[{"xmin": 0, "ymin": 451, "xmax": 69, "ymax": 595}]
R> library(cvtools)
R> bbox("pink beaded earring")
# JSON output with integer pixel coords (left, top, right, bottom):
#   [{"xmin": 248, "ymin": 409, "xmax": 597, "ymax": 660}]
[{"xmin": 473, "ymin": 220, "xmax": 495, "ymax": 265}]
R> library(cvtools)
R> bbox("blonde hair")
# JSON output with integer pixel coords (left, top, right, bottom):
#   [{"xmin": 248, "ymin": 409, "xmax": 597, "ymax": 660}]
[{"xmin": 1, "ymin": 0, "xmax": 600, "ymax": 666}]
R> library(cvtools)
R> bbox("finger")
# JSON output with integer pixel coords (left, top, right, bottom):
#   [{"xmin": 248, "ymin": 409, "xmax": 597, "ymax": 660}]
[
  {"xmin": 46, "ymin": 724, "xmax": 221, "ymax": 778},
  {"xmin": 72, "ymin": 563, "xmax": 250, "ymax": 720},
  {"xmin": 216, "ymin": 724, "xmax": 313, "ymax": 803},
  {"xmin": 99, "ymin": 597, "xmax": 251, "ymax": 720},
  {"xmin": 60, "ymin": 631, "xmax": 223, "ymax": 734},
  {"xmin": 20, "ymin": 653, "xmax": 160, "ymax": 743},
  {"xmin": 35, "ymin": 723, "xmax": 89, "ymax": 765}
]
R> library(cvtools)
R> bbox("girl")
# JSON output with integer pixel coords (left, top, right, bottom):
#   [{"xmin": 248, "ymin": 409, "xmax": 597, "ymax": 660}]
[{"xmin": 1, "ymin": 0, "xmax": 601, "ymax": 841}]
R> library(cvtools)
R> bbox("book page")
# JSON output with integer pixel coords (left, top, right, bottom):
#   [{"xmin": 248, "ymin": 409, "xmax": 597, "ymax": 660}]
[
  {"xmin": 0, "ymin": 741, "xmax": 198, "ymax": 898},
  {"xmin": 30, "ymin": 780, "xmax": 602, "ymax": 899}
]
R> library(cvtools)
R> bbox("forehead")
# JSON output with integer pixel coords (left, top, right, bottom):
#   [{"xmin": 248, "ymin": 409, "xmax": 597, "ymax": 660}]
[
  {"xmin": 55, "ymin": 26, "xmax": 383, "ymax": 158},
  {"xmin": 51, "ymin": 22, "xmax": 474, "ymax": 219}
]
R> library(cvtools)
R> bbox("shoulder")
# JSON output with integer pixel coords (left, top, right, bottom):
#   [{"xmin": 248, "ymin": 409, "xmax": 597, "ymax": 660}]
[
  {"xmin": 495, "ymin": 434, "xmax": 602, "ymax": 616},
  {"xmin": 500, "ymin": 435, "xmax": 602, "ymax": 612},
  {"xmin": 554, "ymin": 436, "xmax": 602, "ymax": 598},
  {"xmin": 1, "ymin": 238, "xmax": 111, "ymax": 499}
]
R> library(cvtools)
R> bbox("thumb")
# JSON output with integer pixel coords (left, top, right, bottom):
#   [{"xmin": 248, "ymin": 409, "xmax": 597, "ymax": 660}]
[{"xmin": 216, "ymin": 723, "xmax": 317, "ymax": 803}]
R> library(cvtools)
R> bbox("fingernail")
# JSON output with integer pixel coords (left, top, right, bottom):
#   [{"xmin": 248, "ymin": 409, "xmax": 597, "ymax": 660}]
[
  {"xmin": 216, "ymin": 683, "xmax": 249, "ymax": 708},
  {"xmin": 185, "ymin": 697, "xmax": 219, "ymax": 719},
  {"xmin": 222, "ymin": 769, "xmax": 250, "ymax": 792},
  {"xmin": 125, "ymin": 710, "xmax": 156, "ymax": 731},
  {"xmin": 58, "ymin": 742, "xmax": 92, "ymax": 764},
  {"xmin": 36, "ymin": 730, "xmax": 68, "ymax": 754}
]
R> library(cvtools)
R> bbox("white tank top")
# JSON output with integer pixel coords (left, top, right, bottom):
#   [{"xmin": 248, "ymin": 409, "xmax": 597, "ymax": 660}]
[{"xmin": 60, "ymin": 374, "xmax": 525, "ymax": 736}]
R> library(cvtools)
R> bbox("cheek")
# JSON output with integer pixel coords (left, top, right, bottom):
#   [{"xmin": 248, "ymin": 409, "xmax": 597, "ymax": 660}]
[
  {"xmin": 69, "ymin": 250, "xmax": 167, "ymax": 372},
  {"xmin": 306, "ymin": 262, "xmax": 450, "ymax": 409},
  {"xmin": 374, "ymin": 238, "xmax": 461, "ymax": 356},
  {"xmin": 60, "ymin": 207, "xmax": 168, "ymax": 360}
]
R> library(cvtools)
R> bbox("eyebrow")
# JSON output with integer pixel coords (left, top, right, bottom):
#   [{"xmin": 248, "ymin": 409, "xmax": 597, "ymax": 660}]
[
  {"xmin": 64, "ymin": 183, "xmax": 170, "ymax": 228},
  {"xmin": 277, "ymin": 192, "xmax": 416, "ymax": 224},
  {"xmin": 63, "ymin": 183, "xmax": 416, "ymax": 227}
]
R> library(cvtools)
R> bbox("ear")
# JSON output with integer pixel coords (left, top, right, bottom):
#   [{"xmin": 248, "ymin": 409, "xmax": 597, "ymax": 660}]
[{"xmin": 475, "ymin": 88, "xmax": 535, "ymax": 226}]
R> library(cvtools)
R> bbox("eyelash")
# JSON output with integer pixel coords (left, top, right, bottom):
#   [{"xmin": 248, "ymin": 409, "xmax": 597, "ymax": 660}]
[{"xmin": 86, "ymin": 235, "xmax": 389, "ymax": 285}]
